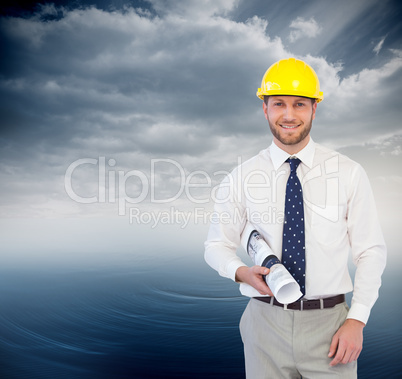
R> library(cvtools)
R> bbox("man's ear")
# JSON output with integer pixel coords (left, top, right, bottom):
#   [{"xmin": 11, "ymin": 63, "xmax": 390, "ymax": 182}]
[
  {"xmin": 312, "ymin": 101, "xmax": 317, "ymax": 120},
  {"xmin": 263, "ymin": 101, "xmax": 268, "ymax": 120}
]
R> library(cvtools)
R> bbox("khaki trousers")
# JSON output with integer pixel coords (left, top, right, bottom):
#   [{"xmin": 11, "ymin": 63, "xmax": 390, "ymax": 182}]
[{"xmin": 239, "ymin": 298, "xmax": 357, "ymax": 379}]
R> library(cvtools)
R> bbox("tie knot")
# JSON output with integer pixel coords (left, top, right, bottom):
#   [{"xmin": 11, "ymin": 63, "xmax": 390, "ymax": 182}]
[{"xmin": 287, "ymin": 158, "xmax": 301, "ymax": 173}]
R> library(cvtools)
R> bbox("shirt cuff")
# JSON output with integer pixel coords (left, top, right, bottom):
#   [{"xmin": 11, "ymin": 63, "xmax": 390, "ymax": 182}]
[{"xmin": 346, "ymin": 302, "xmax": 371, "ymax": 325}]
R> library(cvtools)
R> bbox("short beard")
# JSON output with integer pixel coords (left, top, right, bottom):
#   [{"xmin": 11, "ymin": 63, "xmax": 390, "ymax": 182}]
[{"xmin": 268, "ymin": 117, "xmax": 313, "ymax": 146}]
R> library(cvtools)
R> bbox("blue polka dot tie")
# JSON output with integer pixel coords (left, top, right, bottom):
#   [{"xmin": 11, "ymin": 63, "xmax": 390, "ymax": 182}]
[{"xmin": 282, "ymin": 158, "xmax": 306, "ymax": 297}]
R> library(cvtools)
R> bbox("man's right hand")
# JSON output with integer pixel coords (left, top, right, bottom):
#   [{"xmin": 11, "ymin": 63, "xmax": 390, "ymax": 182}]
[{"xmin": 235, "ymin": 266, "xmax": 274, "ymax": 296}]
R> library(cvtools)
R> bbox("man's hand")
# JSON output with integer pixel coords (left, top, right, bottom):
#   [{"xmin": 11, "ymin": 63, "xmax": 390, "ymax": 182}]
[
  {"xmin": 328, "ymin": 318, "xmax": 365, "ymax": 366},
  {"xmin": 235, "ymin": 266, "xmax": 274, "ymax": 296}
]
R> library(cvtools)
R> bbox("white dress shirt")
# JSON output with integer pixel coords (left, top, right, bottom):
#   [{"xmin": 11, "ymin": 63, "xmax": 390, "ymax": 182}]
[{"xmin": 204, "ymin": 138, "xmax": 386, "ymax": 324}]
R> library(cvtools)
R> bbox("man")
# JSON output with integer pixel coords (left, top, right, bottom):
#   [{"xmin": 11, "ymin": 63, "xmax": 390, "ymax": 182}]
[{"xmin": 204, "ymin": 57, "xmax": 386, "ymax": 378}]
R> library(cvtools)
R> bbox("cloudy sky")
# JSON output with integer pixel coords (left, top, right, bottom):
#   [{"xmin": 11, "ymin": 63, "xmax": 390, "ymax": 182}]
[{"xmin": 0, "ymin": 0, "xmax": 401, "ymax": 263}]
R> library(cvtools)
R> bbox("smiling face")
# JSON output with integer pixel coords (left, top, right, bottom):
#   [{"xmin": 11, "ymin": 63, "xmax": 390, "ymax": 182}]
[{"xmin": 263, "ymin": 95, "xmax": 317, "ymax": 154}]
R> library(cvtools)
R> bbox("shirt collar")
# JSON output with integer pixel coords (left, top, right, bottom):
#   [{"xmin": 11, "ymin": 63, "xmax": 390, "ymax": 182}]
[{"xmin": 269, "ymin": 138, "xmax": 315, "ymax": 170}]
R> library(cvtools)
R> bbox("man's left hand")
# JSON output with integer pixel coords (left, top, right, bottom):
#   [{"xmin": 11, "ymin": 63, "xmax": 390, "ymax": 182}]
[{"xmin": 328, "ymin": 318, "xmax": 365, "ymax": 366}]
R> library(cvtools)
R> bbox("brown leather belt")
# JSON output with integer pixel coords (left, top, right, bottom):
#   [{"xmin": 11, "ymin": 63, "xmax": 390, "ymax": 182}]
[{"xmin": 254, "ymin": 294, "xmax": 345, "ymax": 311}]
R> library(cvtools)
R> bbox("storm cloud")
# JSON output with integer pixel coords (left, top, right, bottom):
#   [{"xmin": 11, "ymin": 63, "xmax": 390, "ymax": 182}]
[{"xmin": 0, "ymin": 0, "xmax": 401, "ymax": 232}]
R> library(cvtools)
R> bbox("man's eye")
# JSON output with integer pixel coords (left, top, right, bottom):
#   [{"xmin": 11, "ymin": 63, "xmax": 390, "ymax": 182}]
[
  {"xmin": 274, "ymin": 102, "xmax": 283, "ymax": 106},
  {"xmin": 296, "ymin": 103, "xmax": 305, "ymax": 107}
]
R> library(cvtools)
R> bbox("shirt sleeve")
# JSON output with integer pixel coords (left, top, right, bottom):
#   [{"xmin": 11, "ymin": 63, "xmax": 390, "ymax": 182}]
[
  {"xmin": 346, "ymin": 164, "xmax": 387, "ymax": 324},
  {"xmin": 204, "ymin": 173, "xmax": 248, "ymax": 282}
]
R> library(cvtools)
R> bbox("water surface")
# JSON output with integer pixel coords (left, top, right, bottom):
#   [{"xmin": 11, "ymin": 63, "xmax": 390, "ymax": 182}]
[{"xmin": 0, "ymin": 252, "xmax": 400, "ymax": 378}]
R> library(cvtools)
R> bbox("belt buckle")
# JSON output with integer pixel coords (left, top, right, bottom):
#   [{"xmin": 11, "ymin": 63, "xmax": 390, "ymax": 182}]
[
  {"xmin": 300, "ymin": 300, "xmax": 304, "ymax": 311},
  {"xmin": 283, "ymin": 304, "xmax": 288, "ymax": 310}
]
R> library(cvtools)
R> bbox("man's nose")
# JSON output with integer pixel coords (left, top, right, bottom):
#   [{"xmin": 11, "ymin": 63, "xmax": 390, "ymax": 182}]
[{"xmin": 282, "ymin": 106, "xmax": 296, "ymax": 121}]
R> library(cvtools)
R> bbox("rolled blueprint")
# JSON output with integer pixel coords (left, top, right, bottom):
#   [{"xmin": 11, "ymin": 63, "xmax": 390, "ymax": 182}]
[{"xmin": 241, "ymin": 222, "xmax": 303, "ymax": 304}]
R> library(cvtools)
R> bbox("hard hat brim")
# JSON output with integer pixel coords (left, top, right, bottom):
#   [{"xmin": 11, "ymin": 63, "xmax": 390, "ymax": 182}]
[{"xmin": 257, "ymin": 89, "xmax": 324, "ymax": 103}]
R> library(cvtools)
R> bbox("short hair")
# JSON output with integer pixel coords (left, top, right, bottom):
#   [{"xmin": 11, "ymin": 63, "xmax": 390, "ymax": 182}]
[{"xmin": 263, "ymin": 95, "xmax": 316, "ymax": 106}]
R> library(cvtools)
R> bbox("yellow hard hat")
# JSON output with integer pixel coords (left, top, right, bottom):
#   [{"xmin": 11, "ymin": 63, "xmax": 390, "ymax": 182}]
[{"xmin": 256, "ymin": 57, "xmax": 324, "ymax": 103}]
